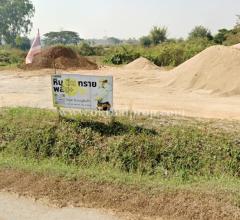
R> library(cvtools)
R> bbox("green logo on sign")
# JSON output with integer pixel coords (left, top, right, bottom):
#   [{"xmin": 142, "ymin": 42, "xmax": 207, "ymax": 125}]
[{"xmin": 63, "ymin": 79, "xmax": 79, "ymax": 96}]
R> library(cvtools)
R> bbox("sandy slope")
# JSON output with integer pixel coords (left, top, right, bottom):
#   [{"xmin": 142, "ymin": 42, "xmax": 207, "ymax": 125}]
[
  {"xmin": 0, "ymin": 192, "xmax": 120, "ymax": 220},
  {"xmin": 170, "ymin": 46, "xmax": 240, "ymax": 96}
]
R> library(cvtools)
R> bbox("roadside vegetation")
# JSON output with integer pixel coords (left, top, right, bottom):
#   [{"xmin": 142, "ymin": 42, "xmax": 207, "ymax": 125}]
[
  {"xmin": 0, "ymin": 46, "xmax": 25, "ymax": 67},
  {"xmin": 0, "ymin": 107, "xmax": 240, "ymax": 183},
  {"xmin": 0, "ymin": 107, "xmax": 240, "ymax": 219}
]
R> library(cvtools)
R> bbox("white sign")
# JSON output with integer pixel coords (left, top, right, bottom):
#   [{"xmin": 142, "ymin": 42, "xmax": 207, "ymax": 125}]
[{"xmin": 52, "ymin": 74, "xmax": 113, "ymax": 111}]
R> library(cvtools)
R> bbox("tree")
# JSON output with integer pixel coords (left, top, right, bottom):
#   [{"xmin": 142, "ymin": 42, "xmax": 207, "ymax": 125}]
[
  {"xmin": 188, "ymin": 26, "xmax": 213, "ymax": 40},
  {"xmin": 218, "ymin": 16, "xmax": 240, "ymax": 45},
  {"xmin": 235, "ymin": 15, "xmax": 240, "ymax": 29},
  {"xmin": 106, "ymin": 37, "xmax": 122, "ymax": 45},
  {"xmin": 223, "ymin": 28, "xmax": 240, "ymax": 46},
  {"xmin": 125, "ymin": 38, "xmax": 139, "ymax": 45},
  {"xmin": 15, "ymin": 36, "xmax": 31, "ymax": 50},
  {"xmin": 139, "ymin": 36, "xmax": 152, "ymax": 47},
  {"xmin": 43, "ymin": 31, "xmax": 82, "ymax": 46},
  {"xmin": 150, "ymin": 26, "xmax": 167, "ymax": 45},
  {"xmin": 78, "ymin": 42, "xmax": 95, "ymax": 56},
  {"xmin": 214, "ymin": 29, "xmax": 229, "ymax": 44},
  {"xmin": 0, "ymin": 0, "xmax": 35, "ymax": 46}
]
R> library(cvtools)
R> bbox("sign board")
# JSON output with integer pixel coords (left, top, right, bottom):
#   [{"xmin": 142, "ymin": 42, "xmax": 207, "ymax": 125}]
[{"xmin": 52, "ymin": 74, "xmax": 113, "ymax": 111}]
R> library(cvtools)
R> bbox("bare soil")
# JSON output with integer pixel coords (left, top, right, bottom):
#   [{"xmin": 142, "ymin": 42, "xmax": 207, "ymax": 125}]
[
  {"xmin": 0, "ymin": 169, "xmax": 239, "ymax": 220},
  {"xmin": 0, "ymin": 192, "xmax": 120, "ymax": 220},
  {"xmin": 24, "ymin": 46, "xmax": 98, "ymax": 70},
  {"xmin": 0, "ymin": 65, "xmax": 240, "ymax": 120}
]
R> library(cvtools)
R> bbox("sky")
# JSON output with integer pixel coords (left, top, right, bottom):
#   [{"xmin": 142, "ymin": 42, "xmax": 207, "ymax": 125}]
[{"xmin": 31, "ymin": 0, "xmax": 240, "ymax": 39}]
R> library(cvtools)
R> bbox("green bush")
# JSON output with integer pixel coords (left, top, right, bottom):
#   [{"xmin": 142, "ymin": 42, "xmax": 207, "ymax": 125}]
[
  {"xmin": 0, "ymin": 108, "xmax": 240, "ymax": 178},
  {"xmin": 183, "ymin": 38, "xmax": 214, "ymax": 60},
  {"xmin": 0, "ymin": 47, "xmax": 25, "ymax": 67},
  {"xmin": 104, "ymin": 46, "xmax": 140, "ymax": 65},
  {"xmin": 67, "ymin": 43, "xmax": 106, "ymax": 56},
  {"xmin": 53, "ymin": 122, "xmax": 100, "ymax": 163},
  {"xmin": 105, "ymin": 127, "xmax": 240, "ymax": 176},
  {"xmin": 103, "ymin": 39, "xmax": 214, "ymax": 67},
  {"xmin": 223, "ymin": 28, "xmax": 240, "ymax": 46},
  {"xmin": 144, "ymin": 43, "xmax": 185, "ymax": 66},
  {"xmin": 76, "ymin": 42, "xmax": 95, "ymax": 56},
  {"xmin": 60, "ymin": 37, "xmax": 214, "ymax": 67},
  {"xmin": 15, "ymin": 125, "xmax": 56, "ymax": 158}
]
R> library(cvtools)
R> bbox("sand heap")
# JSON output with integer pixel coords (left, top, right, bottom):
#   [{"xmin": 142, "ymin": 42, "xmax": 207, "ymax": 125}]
[
  {"xmin": 125, "ymin": 57, "xmax": 160, "ymax": 71},
  {"xmin": 170, "ymin": 45, "xmax": 240, "ymax": 96},
  {"xmin": 26, "ymin": 46, "xmax": 98, "ymax": 70},
  {"xmin": 232, "ymin": 43, "xmax": 240, "ymax": 50}
]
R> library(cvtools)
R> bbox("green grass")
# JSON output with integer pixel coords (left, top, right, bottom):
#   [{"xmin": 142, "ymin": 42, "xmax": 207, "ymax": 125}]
[
  {"xmin": 1, "ymin": 152, "xmax": 240, "ymax": 208},
  {"xmin": 1, "ymin": 107, "xmax": 240, "ymax": 177},
  {"xmin": 1, "ymin": 151, "xmax": 240, "ymax": 192},
  {"xmin": 0, "ymin": 107, "xmax": 240, "ymax": 205}
]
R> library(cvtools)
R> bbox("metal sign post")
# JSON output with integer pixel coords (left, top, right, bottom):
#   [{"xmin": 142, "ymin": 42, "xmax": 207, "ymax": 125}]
[{"xmin": 52, "ymin": 58, "xmax": 62, "ymax": 122}]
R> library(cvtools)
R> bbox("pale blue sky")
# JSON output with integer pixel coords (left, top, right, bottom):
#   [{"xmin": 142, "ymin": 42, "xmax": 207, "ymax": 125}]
[{"xmin": 31, "ymin": 0, "xmax": 240, "ymax": 39}]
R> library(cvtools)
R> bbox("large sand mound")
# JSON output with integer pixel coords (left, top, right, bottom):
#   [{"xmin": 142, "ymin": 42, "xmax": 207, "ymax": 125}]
[
  {"xmin": 125, "ymin": 57, "xmax": 160, "ymax": 71},
  {"xmin": 232, "ymin": 43, "xmax": 240, "ymax": 50},
  {"xmin": 170, "ymin": 45, "xmax": 240, "ymax": 96},
  {"xmin": 26, "ymin": 46, "xmax": 98, "ymax": 70}
]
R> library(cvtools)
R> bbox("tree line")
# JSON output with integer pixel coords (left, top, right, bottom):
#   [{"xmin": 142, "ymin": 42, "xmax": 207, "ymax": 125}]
[
  {"xmin": 0, "ymin": 0, "xmax": 240, "ymax": 52},
  {"xmin": 140, "ymin": 21, "xmax": 240, "ymax": 47}
]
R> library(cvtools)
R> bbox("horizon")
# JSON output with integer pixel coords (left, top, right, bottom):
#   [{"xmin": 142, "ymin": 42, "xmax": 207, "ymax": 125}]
[{"xmin": 30, "ymin": 0, "xmax": 240, "ymax": 39}]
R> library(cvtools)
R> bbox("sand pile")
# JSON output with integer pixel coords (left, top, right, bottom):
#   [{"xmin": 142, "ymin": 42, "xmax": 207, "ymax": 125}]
[
  {"xmin": 26, "ymin": 46, "xmax": 98, "ymax": 70},
  {"xmin": 125, "ymin": 57, "xmax": 160, "ymax": 71},
  {"xmin": 232, "ymin": 43, "xmax": 240, "ymax": 50},
  {"xmin": 170, "ymin": 45, "xmax": 240, "ymax": 96}
]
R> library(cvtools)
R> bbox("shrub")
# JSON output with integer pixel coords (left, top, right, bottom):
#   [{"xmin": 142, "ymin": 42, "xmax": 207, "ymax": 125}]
[
  {"xmin": 0, "ymin": 47, "xmax": 25, "ymax": 66},
  {"xmin": 1, "ymin": 108, "xmax": 240, "ymax": 178},
  {"xmin": 103, "ymin": 39, "xmax": 214, "ymax": 67},
  {"xmin": 104, "ymin": 46, "xmax": 140, "ymax": 65},
  {"xmin": 77, "ymin": 42, "xmax": 95, "ymax": 56},
  {"xmin": 147, "ymin": 43, "xmax": 185, "ymax": 66},
  {"xmin": 223, "ymin": 28, "xmax": 240, "ymax": 46},
  {"xmin": 54, "ymin": 121, "xmax": 100, "ymax": 163},
  {"xmin": 67, "ymin": 43, "xmax": 106, "ymax": 57},
  {"xmin": 140, "ymin": 36, "xmax": 152, "ymax": 47}
]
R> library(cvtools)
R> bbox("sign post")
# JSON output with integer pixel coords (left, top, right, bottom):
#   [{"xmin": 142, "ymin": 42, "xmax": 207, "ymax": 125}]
[{"xmin": 51, "ymin": 74, "xmax": 113, "ymax": 112}]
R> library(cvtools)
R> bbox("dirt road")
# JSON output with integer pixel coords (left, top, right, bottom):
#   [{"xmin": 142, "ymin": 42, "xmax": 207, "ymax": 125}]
[
  {"xmin": 1, "ymin": 68, "xmax": 240, "ymax": 120},
  {"xmin": 0, "ymin": 192, "xmax": 120, "ymax": 220}
]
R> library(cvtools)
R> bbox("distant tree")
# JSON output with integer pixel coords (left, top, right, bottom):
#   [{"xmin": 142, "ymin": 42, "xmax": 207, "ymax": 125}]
[
  {"xmin": 166, "ymin": 38, "xmax": 179, "ymax": 43},
  {"xmin": 223, "ymin": 29, "xmax": 240, "ymax": 46},
  {"xmin": 78, "ymin": 42, "xmax": 95, "ymax": 56},
  {"xmin": 235, "ymin": 15, "xmax": 240, "ymax": 29},
  {"xmin": 188, "ymin": 25, "xmax": 213, "ymax": 40},
  {"xmin": 125, "ymin": 38, "xmax": 139, "ymax": 45},
  {"xmin": 0, "ymin": 0, "xmax": 35, "ymax": 46},
  {"xmin": 139, "ymin": 36, "xmax": 152, "ymax": 47},
  {"xmin": 150, "ymin": 26, "xmax": 168, "ymax": 45},
  {"xmin": 106, "ymin": 37, "xmax": 122, "ymax": 45},
  {"xmin": 214, "ymin": 29, "xmax": 229, "ymax": 44},
  {"xmin": 88, "ymin": 40, "xmax": 96, "ymax": 46},
  {"xmin": 15, "ymin": 36, "xmax": 31, "ymax": 50},
  {"xmin": 43, "ymin": 31, "xmax": 82, "ymax": 45}
]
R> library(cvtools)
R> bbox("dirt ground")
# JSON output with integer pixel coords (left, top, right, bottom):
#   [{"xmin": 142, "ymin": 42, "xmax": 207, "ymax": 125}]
[
  {"xmin": 0, "ymin": 66, "xmax": 240, "ymax": 120},
  {"xmin": 0, "ymin": 169, "xmax": 240, "ymax": 220},
  {"xmin": 0, "ymin": 192, "xmax": 120, "ymax": 220}
]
